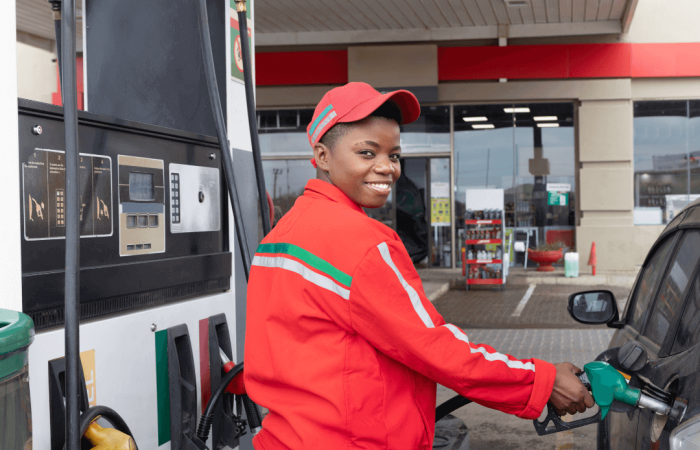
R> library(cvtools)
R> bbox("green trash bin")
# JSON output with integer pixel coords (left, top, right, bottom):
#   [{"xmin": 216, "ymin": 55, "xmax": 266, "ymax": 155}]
[{"xmin": 0, "ymin": 309, "xmax": 35, "ymax": 450}]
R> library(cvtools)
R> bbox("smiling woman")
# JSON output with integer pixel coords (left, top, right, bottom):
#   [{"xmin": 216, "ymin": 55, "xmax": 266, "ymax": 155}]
[{"xmin": 313, "ymin": 115, "xmax": 401, "ymax": 209}]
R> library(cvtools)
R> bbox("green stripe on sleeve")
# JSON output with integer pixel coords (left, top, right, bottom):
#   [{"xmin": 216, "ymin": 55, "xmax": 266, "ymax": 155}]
[
  {"xmin": 256, "ymin": 243, "xmax": 352, "ymax": 287},
  {"xmin": 155, "ymin": 329, "xmax": 171, "ymax": 445}
]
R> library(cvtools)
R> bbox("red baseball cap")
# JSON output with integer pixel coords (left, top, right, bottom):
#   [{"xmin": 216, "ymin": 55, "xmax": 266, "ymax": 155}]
[{"xmin": 307, "ymin": 82, "xmax": 421, "ymax": 159}]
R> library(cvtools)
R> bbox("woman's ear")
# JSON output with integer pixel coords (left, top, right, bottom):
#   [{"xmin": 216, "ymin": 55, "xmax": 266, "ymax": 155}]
[{"xmin": 313, "ymin": 142, "xmax": 331, "ymax": 172}]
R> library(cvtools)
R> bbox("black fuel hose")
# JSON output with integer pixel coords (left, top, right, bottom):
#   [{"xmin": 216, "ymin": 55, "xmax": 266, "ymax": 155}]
[
  {"xmin": 435, "ymin": 395, "xmax": 472, "ymax": 423},
  {"xmin": 196, "ymin": 362, "xmax": 244, "ymax": 442},
  {"xmin": 63, "ymin": 405, "xmax": 138, "ymax": 450},
  {"xmin": 60, "ymin": 0, "xmax": 81, "ymax": 447},
  {"xmin": 195, "ymin": 0, "xmax": 254, "ymax": 279},
  {"xmin": 48, "ymin": 0, "xmax": 63, "ymax": 87},
  {"xmin": 234, "ymin": 1, "xmax": 271, "ymax": 236}
]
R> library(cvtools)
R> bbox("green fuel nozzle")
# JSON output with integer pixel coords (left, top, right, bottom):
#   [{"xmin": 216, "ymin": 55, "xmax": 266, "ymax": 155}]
[
  {"xmin": 583, "ymin": 361, "xmax": 640, "ymax": 419},
  {"xmin": 582, "ymin": 361, "xmax": 681, "ymax": 420},
  {"xmin": 534, "ymin": 361, "xmax": 683, "ymax": 436}
]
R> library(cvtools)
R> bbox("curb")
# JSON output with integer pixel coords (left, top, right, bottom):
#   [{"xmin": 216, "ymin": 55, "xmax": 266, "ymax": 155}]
[
  {"xmin": 520, "ymin": 274, "xmax": 636, "ymax": 288},
  {"xmin": 428, "ymin": 282, "xmax": 451, "ymax": 302}
]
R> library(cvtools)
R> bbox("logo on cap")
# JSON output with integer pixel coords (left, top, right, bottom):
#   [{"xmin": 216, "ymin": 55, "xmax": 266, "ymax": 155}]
[{"xmin": 308, "ymin": 104, "xmax": 337, "ymax": 144}]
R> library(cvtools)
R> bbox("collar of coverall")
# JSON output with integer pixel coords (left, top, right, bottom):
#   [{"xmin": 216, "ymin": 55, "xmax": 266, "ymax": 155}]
[{"xmin": 304, "ymin": 179, "xmax": 368, "ymax": 216}]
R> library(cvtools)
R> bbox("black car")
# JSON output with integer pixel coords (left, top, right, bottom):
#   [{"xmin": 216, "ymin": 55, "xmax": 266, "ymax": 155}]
[{"xmin": 568, "ymin": 198, "xmax": 700, "ymax": 449}]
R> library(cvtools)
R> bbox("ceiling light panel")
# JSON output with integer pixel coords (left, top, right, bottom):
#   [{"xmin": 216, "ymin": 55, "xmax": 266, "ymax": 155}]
[
  {"xmin": 533, "ymin": 116, "xmax": 558, "ymax": 121},
  {"xmin": 537, "ymin": 123, "xmax": 559, "ymax": 128},
  {"xmin": 462, "ymin": 117, "xmax": 488, "ymax": 122},
  {"xmin": 473, "ymin": 124, "xmax": 495, "ymax": 129},
  {"xmin": 505, "ymin": 0, "xmax": 529, "ymax": 6},
  {"xmin": 504, "ymin": 107, "xmax": 530, "ymax": 113}
]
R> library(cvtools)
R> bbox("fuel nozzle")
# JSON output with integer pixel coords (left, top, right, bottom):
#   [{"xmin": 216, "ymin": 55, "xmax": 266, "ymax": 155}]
[
  {"xmin": 218, "ymin": 348, "xmax": 262, "ymax": 435},
  {"xmin": 584, "ymin": 361, "xmax": 684, "ymax": 420},
  {"xmin": 84, "ymin": 419, "xmax": 136, "ymax": 450}
]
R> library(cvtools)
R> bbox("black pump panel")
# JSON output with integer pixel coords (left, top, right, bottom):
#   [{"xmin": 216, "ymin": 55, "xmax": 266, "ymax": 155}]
[{"xmin": 18, "ymin": 100, "xmax": 231, "ymax": 329}]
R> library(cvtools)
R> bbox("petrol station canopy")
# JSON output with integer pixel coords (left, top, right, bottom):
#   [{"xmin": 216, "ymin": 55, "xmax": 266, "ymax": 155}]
[
  {"xmin": 16, "ymin": 0, "xmax": 639, "ymax": 47},
  {"xmin": 254, "ymin": 0, "xmax": 639, "ymax": 46}
]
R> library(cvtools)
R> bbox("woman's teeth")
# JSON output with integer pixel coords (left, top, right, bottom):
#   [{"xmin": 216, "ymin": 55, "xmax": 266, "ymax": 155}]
[{"xmin": 367, "ymin": 182, "xmax": 390, "ymax": 190}]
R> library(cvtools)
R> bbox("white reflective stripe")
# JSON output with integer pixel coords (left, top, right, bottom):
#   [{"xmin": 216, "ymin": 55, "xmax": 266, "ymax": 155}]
[
  {"xmin": 252, "ymin": 255, "xmax": 350, "ymax": 300},
  {"xmin": 442, "ymin": 324, "xmax": 535, "ymax": 372},
  {"xmin": 377, "ymin": 242, "xmax": 435, "ymax": 328},
  {"xmin": 311, "ymin": 111, "xmax": 337, "ymax": 143}
]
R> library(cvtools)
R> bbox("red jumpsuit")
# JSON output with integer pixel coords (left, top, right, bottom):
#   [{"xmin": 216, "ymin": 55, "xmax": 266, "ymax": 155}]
[{"xmin": 245, "ymin": 179, "xmax": 556, "ymax": 449}]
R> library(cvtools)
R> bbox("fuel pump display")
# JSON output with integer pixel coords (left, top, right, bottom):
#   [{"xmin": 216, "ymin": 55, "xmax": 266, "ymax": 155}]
[{"xmin": 118, "ymin": 155, "xmax": 165, "ymax": 256}]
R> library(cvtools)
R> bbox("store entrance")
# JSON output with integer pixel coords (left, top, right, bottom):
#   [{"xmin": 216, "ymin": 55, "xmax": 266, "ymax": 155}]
[
  {"xmin": 396, "ymin": 157, "xmax": 452, "ymax": 268},
  {"xmin": 454, "ymin": 102, "xmax": 576, "ymax": 268}
]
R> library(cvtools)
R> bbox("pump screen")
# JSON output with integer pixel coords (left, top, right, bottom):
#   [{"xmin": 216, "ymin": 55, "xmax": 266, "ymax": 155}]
[{"xmin": 129, "ymin": 172, "xmax": 154, "ymax": 201}]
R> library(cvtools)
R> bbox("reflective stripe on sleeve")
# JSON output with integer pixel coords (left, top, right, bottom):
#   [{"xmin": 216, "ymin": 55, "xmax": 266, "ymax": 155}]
[
  {"xmin": 442, "ymin": 324, "xmax": 535, "ymax": 372},
  {"xmin": 377, "ymin": 242, "xmax": 435, "ymax": 328},
  {"xmin": 253, "ymin": 255, "xmax": 350, "ymax": 300}
]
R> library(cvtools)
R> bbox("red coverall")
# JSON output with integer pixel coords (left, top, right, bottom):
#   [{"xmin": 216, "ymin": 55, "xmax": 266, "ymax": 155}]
[{"xmin": 245, "ymin": 179, "xmax": 557, "ymax": 449}]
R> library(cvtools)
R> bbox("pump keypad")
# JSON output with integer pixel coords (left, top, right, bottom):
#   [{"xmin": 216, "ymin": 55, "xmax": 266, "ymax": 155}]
[{"xmin": 171, "ymin": 173, "xmax": 180, "ymax": 224}]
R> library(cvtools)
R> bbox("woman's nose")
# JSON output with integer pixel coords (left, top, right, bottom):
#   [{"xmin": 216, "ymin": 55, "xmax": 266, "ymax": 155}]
[{"xmin": 374, "ymin": 159, "xmax": 396, "ymax": 174}]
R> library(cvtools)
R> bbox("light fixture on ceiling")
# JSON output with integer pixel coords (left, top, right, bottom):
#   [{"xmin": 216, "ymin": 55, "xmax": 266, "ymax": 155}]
[
  {"xmin": 462, "ymin": 116, "xmax": 488, "ymax": 122},
  {"xmin": 537, "ymin": 123, "xmax": 559, "ymax": 128},
  {"xmin": 504, "ymin": 0, "xmax": 529, "ymax": 7},
  {"xmin": 504, "ymin": 107, "xmax": 530, "ymax": 113},
  {"xmin": 473, "ymin": 124, "xmax": 495, "ymax": 129},
  {"xmin": 533, "ymin": 116, "xmax": 558, "ymax": 121}
]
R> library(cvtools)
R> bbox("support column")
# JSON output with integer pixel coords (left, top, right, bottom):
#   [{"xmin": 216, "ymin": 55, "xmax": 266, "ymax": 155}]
[
  {"xmin": 577, "ymin": 99, "xmax": 662, "ymax": 272},
  {"xmin": 0, "ymin": 7, "xmax": 23, "ymax": 311}
]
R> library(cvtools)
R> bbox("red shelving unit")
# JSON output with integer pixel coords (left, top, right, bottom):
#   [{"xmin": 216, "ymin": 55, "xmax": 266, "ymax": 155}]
[
  {"xmin": 465, "ymin": 259, "xmax": 502, "ymax": 264},
  {"xmin": 464, "ymin": 239, "xmax": 501, "ymax": 245},
  {"xmin": 464, "ymin": 219, "xmax": 502, "ymax": 225},
  {"xmin": 464, "ymin": 210, "xmax": 506, "ymax": 291},
  {"xmin": 467, "ymin": 278, "xmax": 503, "ymax": 285}
]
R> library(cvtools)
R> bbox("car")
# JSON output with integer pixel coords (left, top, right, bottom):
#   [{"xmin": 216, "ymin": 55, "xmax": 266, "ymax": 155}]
[{"xmin": 568, "ymin": 198, "xmax": 700, "ymax": 449}]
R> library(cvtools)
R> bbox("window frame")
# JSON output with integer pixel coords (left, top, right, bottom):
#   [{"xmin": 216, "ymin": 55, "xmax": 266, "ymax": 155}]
[
  {"xmin": 638, "ymin": 230, "xmax": 700, "ymax": 357},
  {"xmin": 624, "ymin": 231, "xmax": 681, "ymax": 336}
]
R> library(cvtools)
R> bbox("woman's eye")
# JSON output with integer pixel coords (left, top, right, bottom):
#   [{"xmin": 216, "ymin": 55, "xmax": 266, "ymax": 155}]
[
  {"xmin": 359, "ymin": 150, "xmax": 375, "ymax": 156},
  {"xmin": 390, "ymin": 154, "xmax": 401, "ymax": 161}
]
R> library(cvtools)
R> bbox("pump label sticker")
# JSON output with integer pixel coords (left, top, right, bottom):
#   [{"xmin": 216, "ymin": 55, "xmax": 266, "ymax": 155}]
[
  {"xmin": 81, "ymin": 349, "xmax": 97, "ymax": 407},
  {"xmin": 22, "ymin": 149, "xmax": 113, "ymax": 240},
  {"xmin": 230, "ymin": 0, "xmax": 252, "ymax": 84}
]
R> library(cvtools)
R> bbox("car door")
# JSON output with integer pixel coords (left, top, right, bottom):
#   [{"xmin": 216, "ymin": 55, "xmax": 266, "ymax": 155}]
[
  {"xmin": 632, "ymin": 229, "xmax": 700, "ymax": 449},
  {"xmin": 604, "ymin": 232, "xmax": 679, "ymax": 450}
]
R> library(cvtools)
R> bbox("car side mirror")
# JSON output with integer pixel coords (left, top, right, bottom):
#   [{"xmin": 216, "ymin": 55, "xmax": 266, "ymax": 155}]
[{"xmin": 568, "ymin": 290, "xmax": 621, "ymax": 327}]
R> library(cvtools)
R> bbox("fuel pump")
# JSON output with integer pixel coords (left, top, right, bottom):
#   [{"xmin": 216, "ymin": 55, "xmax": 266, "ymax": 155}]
[{"xmin": 11, "ymin": 0, "xmax": 267, "ymax": 446}]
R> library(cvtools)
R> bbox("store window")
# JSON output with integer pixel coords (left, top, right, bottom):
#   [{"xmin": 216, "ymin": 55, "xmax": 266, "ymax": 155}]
[
  {"xmin": 401, "ymin": 106, "xmax": 451, "ymax": 154},
  {"xmin": 259, "ymin": 106, "xmax": 450, "ymax": 232},
  {"xmin": 453, "ymin": 103, "xmax": 575, "ymax": 267},
  {"xmin": 633, "ymin": 101, "xmax": 700, "ymax": 225}
]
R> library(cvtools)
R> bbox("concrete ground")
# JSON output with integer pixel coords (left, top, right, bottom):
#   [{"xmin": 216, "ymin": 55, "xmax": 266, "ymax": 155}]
[{"xmin": 423, "ymin": 268, "xmax": 632, "ymax": 450}]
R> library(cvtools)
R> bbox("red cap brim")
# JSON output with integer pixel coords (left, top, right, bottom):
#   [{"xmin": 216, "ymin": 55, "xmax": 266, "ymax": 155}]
[{"xmin": 340, "ymin": 89, "xmax": 421, "ymax": 126}]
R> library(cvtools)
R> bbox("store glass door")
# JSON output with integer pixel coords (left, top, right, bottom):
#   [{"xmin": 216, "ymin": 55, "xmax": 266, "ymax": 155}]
[
  {"xmin": 454, "ymin": 103, "xmax": 576, "ymax": 267},
  {"xmin": 396, "ymin": 157, "xmax": 452, "ymax": 267}
]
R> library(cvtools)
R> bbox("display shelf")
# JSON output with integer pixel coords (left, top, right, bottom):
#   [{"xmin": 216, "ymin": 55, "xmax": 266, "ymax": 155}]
[
  {"xmin": 466, "ymin": 259, "xmax": 502, "ymax": 264},
  {"xmin": 464, "ymin": 219, "xmax": 502, "ymax": 225},
  {"xmin": 464, "ymin": 190, "xmax": 508, "ymax": 291},
  {"xmin": 467, "ymin": 278, "xmax": 503, "ymax": 285}
]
